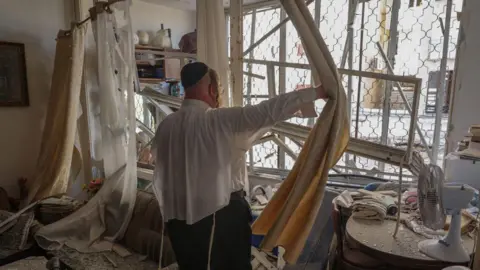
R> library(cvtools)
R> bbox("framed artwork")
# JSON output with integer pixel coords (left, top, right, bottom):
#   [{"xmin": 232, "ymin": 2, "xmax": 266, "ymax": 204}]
[{"xmin": 0, "ymin": 42, "xmax": 29, "ymax": 106}]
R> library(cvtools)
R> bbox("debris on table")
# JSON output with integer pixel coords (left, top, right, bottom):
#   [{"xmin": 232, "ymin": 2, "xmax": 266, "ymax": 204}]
[{"xmin": 333, "ymin": 183, "xmax": 480, "ymax": 240}]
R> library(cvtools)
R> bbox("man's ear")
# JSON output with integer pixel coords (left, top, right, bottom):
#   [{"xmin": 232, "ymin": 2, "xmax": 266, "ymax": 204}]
[{"xmin": 208, "ymin": 84, "xmax": 215, "ymax": 95}]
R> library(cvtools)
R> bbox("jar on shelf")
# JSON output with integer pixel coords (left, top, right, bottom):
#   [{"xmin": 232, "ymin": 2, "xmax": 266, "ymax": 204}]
[
  {"xmin": 137, "ymin": 30, "xmax": 149, "ymax": 45},
  {"xmin": 151, "ymin": 24, "xmax": 172, "ymax": 48}
]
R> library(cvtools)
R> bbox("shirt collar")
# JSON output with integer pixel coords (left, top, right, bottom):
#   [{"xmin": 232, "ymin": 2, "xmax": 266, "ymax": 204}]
[{"xmin": 181, "ymin": 99, "xmax": 211, "ymax": 110}]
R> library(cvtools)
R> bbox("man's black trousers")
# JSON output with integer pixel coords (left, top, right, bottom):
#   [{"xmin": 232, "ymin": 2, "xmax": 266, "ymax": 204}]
[{"xmin": 166, "ymin": 191, "xmax": 253, "ymax": 270}]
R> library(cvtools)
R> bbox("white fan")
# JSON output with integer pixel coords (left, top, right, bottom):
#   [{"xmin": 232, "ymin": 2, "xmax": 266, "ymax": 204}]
[{"xmin": 417, "ymin": 164, "xmax": 475, "ymax": 263}]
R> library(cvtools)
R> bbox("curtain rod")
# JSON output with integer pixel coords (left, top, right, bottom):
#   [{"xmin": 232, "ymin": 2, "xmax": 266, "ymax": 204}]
[
  {"xmin": 78, "ymin": 0, "xmax": 125, "ymax": 27},
  {"xmin": 61, "ymin": 0, "xmax": 125, "ymax": 37}
]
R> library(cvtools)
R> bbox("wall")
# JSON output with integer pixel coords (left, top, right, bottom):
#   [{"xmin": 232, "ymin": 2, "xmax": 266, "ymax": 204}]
[
  {"xmin": 445, "ymin": 0, "xmax": 480, "ymax": 187},
  {"xmin": 0, "ymin": 0, "xmax": 71, "ymax": 196},
  {"xmin": 132, "ymin": 0, "xmax": 196, "ymax": 49}
]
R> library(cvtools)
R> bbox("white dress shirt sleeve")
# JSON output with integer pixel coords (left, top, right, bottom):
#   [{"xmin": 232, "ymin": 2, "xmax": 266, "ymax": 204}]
[{"xmin": 211, "ymin": 87, "xmax": 319, "ymax": 149}]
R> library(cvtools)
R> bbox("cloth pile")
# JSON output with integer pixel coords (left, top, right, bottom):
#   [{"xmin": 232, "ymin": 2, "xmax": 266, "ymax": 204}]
[
  {"xmin": 333, "ymin": 189, "xmax": 398, "ymax": 221},
  {"xmin": 35, "ymin": 196, "xmax": 85, "ymax": 225},
  {"xmin": 250, "ymin": 185, "xmax": 279, "ymax": 216},
  {"xmin": 0, "ymin": 210, "xmax": 42, "ymax": 259},
  {"xmin": 351, "ymin": 199, "xmax": 388, "ymax": 221},
  {"xmin": 402, "ymin": 214, "xmax": 445, "ymax": 239}
]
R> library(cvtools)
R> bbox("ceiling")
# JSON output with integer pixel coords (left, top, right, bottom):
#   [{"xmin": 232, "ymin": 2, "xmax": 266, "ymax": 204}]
[{"xmin": 140, "ymin": 0, "xmax": 275, "ymax": 11}]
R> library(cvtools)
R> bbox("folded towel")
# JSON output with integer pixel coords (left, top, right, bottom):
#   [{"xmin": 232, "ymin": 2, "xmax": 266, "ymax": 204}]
[
  {"xmin": 333, "ymin": 190, "xmax": 354, "ymax": 209},
  {"xmin": 352, "ymin": 199, "xmax": 387, "ymax": 221},
  {"xmin": 356, "ymin": 190, "xmax": 398, "ymax": 215}
]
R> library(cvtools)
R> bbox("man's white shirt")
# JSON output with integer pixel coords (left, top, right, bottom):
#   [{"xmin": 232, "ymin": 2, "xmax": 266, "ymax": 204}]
[{"xmin": 152, "ymin": 88, "xmax": 318, "ymax": 224}]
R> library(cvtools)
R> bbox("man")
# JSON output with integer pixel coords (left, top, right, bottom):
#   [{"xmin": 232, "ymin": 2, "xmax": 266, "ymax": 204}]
[{"xmin": 153, "ymin": 62, "xmax": 327, "ymax": 270}]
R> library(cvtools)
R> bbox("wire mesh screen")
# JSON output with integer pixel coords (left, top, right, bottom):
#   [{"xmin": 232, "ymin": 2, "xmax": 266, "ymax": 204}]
[
  {"xmin": 135, "ymin": 93, "xmax": 155, "ymax": 132},
  {"xmin": 238, "ymin": 0, "xmax": 461, "ymax": 179},
  {"xmin": 132, "ymin": 0, "xmax": 461, "ymax": 180}
]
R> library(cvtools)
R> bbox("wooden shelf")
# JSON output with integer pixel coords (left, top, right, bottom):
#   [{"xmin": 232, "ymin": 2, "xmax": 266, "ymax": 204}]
[
  {"xmin": 139, "ymin": 78, "xmax": 165, "ymax": 84},
  {"xmin": 136, "ymin": 45, "xmax": 183, "ymax": 83},
  {"xmin": 136, "ymin": 60, "xmax": 156, "ymax": 65},
  {"xmin": 135, "ymin": 45, "xmax": 181, "ymax": 52},
  {"xmin": 136, "ymin": 45, "xmax": 164, "ymax": 51}
]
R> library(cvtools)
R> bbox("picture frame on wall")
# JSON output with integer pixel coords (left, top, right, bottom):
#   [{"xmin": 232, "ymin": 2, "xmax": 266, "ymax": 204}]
[{"xmin": 0, "ymin": 41, "xmax": 29, "ymax": 107}]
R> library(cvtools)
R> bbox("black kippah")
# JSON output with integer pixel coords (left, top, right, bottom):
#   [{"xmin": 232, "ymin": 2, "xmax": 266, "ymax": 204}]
[{"xmin": 180, "ymin": 62, "xmax": 209, "ymax": 89}]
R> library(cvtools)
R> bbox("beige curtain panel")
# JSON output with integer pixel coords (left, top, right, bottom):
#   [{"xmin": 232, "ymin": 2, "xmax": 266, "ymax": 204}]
[
  {"xmin": 25, "ymin": 26, "xmax": 86, "ymax": 204},
  {"xmin": 251, "ymin": 0, "xmax": 350, "ymax": 263},
  {"xmin": 196, "ymin": 0, "xmax": 230, "ymax": 105}
]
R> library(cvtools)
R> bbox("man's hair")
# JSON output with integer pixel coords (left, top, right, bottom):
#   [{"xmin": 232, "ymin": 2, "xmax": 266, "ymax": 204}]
[
  {"xmin": 207, "ymin": 68, "xmax": 224, "ymax": 107},
  {"xmin": 180, "ymin": 62, "xmax": 209, "ymax": 89}
]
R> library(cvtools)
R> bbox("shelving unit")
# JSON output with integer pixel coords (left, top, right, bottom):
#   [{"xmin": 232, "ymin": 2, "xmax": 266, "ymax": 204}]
[{"xmin": 135, "ymin": 45, "xmax": 182, "ymax": 83}]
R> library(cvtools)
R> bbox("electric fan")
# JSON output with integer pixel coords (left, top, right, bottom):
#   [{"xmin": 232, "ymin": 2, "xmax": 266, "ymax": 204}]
[{"xmin": 417, "ymin": 164, "xmax": 475, "ymax": 263}]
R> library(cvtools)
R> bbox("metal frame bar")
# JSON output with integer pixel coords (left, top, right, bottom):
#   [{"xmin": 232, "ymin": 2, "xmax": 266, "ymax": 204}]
[
  {"xmin": 247, "ymin": 9, "xmax": 257, "ymax": 172},
  {"xmin": 334, "ymin": 165, "xmax": 414, "ymax": 179},
  {"xmin": 253, "ymin": 134, "xmax": 275, "ymax": 146},
  {"xmin": 341, "ymin": 0, "xmax": 359, "ymax": 169},
  {"xmin": 432, "ymin": 0, "xmax": 453, "ymax": 165},
  {"xmin": 136, "ymin": 118, "xmax": 155, "ymax": 138},
  {"xmin": 306, "ymin": 0, "xmax": 322, "ymax": 128},
  {"xmin": 444, "ymin": 0, "xmax": 465, "ymax": 169},
  {"xmin": 340, "ymin": 0, "xmax": 358, "ymax": 70},
  {"xmin": 224, "ymin": 0, "xmax": 280, "ymax": 13},
  {"xmin": 278, "ymin": 8, "xmax": 287, "ymax": 169},
  {"xmin": 138, "ymin": 88, "xmax": 181, "ymax": 109},
  {"xmin": 243, "ymin": 58, "xmax": 420, "ymax": 83},
  {"xmin": 380, "ymin": 0, "xmax": 401, "ymax": 166},
  {"xmin": 272, "ymin": 121, "xmax": 426, "ymax": 176},
  {"xmin": 406, "ymin": 80, "xmax": 422, "ymax": 163},
  {"xmin": 345, "ymin": 0, "xmax": 358, "ymax": 119},
  {"xmin": 230, "ymin": 0, "xmax": 244, "ymax": 107},
  {"xmin": 272, "ymin": 136, "xmax": 298, "ymax": 160},
  {"xmin": 244, "ymin": 71, "xmax": 265, "ymax": 80},
  {"xmin": 354, "ymin": 0, "xmax": 366, "ymax": 144},
  {"xmin": 135, "ymin": 103, "xmax": 422, "ymax": 178},
  {"xmin": 243, "ymin": 0, "xmax": 315, "ymax": 56},
  {"xmin": 142, "ymin": 96, "xmax": 151, "ymax": 129},
  {"xmin": 138, "ymin": 90, "xmax": 418, "ymax": 172},
  {"xmin": 145, "ymin": 96, "xmax": 173, "ymax": 117},
  {"xmin": 241, "ymin": 58, "xmax": 422, "ymax": 164},
  {"xmin": 267, "ymin": 64, "xmax": 276, "ymax": 98},
  {"xmin": 375, "ymin": 41, "xmax": 434, "ymax": 161}
]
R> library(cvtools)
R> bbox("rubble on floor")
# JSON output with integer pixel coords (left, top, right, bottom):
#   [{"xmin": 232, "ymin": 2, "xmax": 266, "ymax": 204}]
[{"xmin": 0, "ymin": 257, "xmax": 47, "ymax": 270}]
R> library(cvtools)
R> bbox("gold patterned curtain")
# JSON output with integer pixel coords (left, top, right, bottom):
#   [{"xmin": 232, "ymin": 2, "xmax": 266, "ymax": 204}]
[
  {"xmin": 25, "ymin": 26, "xmax": 86, "ymax": 204},
  {"xmin": 251, "ymin": 0, "xmax": 350, "ymax": 263}
]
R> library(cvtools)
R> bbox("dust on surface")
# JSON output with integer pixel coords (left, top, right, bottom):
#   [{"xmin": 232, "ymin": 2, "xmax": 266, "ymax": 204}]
[{"xmin": 0, "ymin": 257, "xmax": 47, "ymax": 270}]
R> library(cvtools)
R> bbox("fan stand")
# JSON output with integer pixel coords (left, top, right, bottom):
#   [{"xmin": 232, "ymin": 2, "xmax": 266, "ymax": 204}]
[{"xmin": 418, "ymin": 209, "xmax": 470, "ymax": 263}]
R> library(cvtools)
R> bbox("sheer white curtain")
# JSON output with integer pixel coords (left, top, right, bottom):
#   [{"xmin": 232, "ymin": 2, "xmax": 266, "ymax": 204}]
[
  {"xmin": 196, "ymin": 0, "xmax": 230, "ymax": 105},
  {"xmin": 35, "ymin": 1, "xmax": 138, "ymax": 252}
]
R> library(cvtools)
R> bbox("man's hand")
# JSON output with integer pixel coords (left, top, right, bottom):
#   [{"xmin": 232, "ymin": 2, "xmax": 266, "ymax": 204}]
[{"xmin": 316, "ymin": 85, "xmax": 328, "ymax": 99}]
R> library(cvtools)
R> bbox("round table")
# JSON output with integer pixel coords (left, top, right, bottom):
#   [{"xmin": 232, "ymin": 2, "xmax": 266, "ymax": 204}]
[{"xmin": 346, "ymin": 217, "xmax": 475, "ymax": 268}]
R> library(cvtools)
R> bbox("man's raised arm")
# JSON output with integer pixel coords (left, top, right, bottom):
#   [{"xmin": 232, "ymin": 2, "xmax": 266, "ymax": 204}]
[{"xmin": 211, "ymin": 86, "xmax": 327, "ymax": 146}]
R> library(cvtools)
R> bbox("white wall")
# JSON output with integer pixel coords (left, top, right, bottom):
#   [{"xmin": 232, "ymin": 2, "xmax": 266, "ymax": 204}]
[
  {"xmin": 131, "ymin": 0, "xmax": 196, "ymax": 49},
  {"xmin": 445, "ymin": 0, "xmax": 480, "ymax": 188},
  {"xmin": 0, "ymin": 0, "xmax": 71, "ymax": 196}
]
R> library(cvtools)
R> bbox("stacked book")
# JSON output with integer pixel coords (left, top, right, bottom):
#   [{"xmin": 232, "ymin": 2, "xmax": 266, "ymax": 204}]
[{"xmin": 455, "ymin": 124, "xmax": 480, "ymax": 160}]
